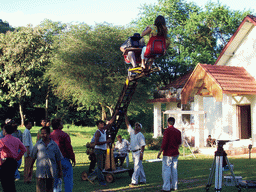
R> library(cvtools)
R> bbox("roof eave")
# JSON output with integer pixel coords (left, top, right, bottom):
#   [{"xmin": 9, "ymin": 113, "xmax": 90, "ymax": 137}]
[{"xmin": 215, "ymin": 15, "xmax": 256, "ymax": 66}]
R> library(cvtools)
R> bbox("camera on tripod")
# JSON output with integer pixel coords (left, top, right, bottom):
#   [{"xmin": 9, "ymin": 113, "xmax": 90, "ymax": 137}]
[{"xmin": 206, "ymin": 139, "xmax": 241, "ymax": 192}]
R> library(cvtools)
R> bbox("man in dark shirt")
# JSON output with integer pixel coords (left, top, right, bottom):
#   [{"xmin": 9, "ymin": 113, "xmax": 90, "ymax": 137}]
[
  {"xmin": 157, "ymin": 117, "xmax": 181, "ymax": 191},
  {"xmin": 50, "ymin": 119, "xmax": 75, "ymax": 192}
]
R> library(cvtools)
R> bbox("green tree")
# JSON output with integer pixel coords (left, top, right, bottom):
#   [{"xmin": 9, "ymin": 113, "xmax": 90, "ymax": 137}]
[
  {"xmin": 0, "ymin": 27, "xmax": 51, "ymax": 126},
  {"xmin": 134, "ymin": 0, "xmax": 252, "ymax": 88},
  {"xmin": 47, "ymin": 23, "xmax": 152, "ymax": 120},
  {"xmin": 0, "ymin": 19, "xmax": 14, "ymax": 34}
]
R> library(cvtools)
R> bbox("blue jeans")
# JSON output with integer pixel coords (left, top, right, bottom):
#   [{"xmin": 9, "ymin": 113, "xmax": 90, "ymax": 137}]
[
  {"xmin": 162, "ymin": 155, "xmax": 179, "ymax": 191},
  {"xmin": 15, "ymin": 159, "xmax": 22, "ymax": 179},
  {"xmin": 54, "ymin": 158, "xmax": 73, "ymax": 192}
]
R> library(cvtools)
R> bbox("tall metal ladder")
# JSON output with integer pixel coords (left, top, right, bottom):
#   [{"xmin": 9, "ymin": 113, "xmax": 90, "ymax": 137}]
[{"xmin": 106, "ymin": 77, "xmax": 139, "ymax": 141}]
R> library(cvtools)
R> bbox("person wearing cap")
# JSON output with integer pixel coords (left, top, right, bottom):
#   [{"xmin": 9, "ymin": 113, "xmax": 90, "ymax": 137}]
[
  {"xmin": 157, "ymin": 117, "xmax": 181, "ymax": 192},
  {"xmin": 120, "ymin": 33, "xmax": 145, "ymax": 68},
  {"xmin": 124, "ymin": 114, "xmax": 146, "ymax": 187},
  {"xmin": 0, "ymin": 124, "xmax": 26, "ymax": 192}
]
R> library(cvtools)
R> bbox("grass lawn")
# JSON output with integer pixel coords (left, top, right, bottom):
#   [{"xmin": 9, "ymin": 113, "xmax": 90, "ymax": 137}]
[{"xmin": 3, "ymin": 125, "xmax": 256, "ymax": 192}]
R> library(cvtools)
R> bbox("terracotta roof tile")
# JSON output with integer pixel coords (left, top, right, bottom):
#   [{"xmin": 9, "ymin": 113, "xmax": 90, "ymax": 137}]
[
  {"xmin": 147, "ymin": 98, "xmax": 179, "ymax": 103},
  {"xmin": 200, "ymin": 64, "xmax": 256, "ymax": 94},
  {"xmin": 161, "ymin": 71, "xmax": 192, "ymax": 90}
]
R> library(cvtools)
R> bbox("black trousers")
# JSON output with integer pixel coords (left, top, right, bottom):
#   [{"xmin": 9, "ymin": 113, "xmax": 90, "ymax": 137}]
[{"xmin": 0, "ymin": 158, "xmax": 18, "ymax": 192}]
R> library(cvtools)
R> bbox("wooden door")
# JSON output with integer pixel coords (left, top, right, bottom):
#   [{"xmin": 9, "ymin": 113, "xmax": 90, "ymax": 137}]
[{"xmin": 237, "ymin": 105, "xmax": 251, "ymax": 139}]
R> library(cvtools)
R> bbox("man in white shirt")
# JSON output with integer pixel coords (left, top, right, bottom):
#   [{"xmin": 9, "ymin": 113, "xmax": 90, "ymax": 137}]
[
  {"xmin": 125, "ymin": 114, "xmax": 146, "ymax": 187},
  {"xmin": 114, "ymin": 135, "xmax": 130, "ymax": 167},
  {"xmin": 23, "ymin": 120, "xmax": 33, "ymax": 184}
]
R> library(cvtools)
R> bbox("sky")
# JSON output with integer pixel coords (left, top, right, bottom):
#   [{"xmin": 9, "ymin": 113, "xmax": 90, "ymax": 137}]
[{"xmin": 0, "ymin": 0, "xmax": 255, "ymax": 28}]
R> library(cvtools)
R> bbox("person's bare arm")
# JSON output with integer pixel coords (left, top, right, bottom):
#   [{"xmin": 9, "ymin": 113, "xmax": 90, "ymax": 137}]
[
  {"xmin": 124, "ymin": 114, "xmax": 130, "ymax": 129},
  {"xmin": 57, "ymin": 160, "xmax": 63, "ymax": 178},
  {"xmin": 120, "ymin": 47, "xmax": 125, "ymax": 53},
  {"xmin": 141, "ymin": 26, "xmax": 152, "ymax": 37},
  {"xmin": 157, "ymin": 148, "xmax": 163, "ymax": 159},
  {"xmin": 28, "ymin": 158, "xmax": 36, "ymax": 178},
  {"xmin": 95, "ymin": 131, "xmax": 111, "ymax": 145},
  {"xmin": 140, "ymin": 145, "xmax": 145, "ymax": 160}
]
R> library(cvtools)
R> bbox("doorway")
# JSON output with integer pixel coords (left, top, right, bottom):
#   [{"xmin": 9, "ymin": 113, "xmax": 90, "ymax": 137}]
[{"xmin": 237, "ymin": 105, "xmax": 251, "ymax": 139}]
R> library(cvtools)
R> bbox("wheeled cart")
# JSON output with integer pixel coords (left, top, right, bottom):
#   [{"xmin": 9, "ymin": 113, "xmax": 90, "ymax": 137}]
[{"xmin": 81, "ymin": 167, "xmax": 133, "ymax": 183}]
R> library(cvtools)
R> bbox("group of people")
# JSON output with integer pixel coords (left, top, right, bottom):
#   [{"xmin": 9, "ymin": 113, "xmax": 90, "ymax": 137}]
[
  {"xmin": 0, "ymin": 118, "xmax": 76, "ymax": 192},
  {"xmin": 86, "ymin": 112, "xmax": 181, "ymax": 192},
  {"xmin": 120, "ymin": 15, "xmax": 170, "ymax": 70},
  {"xmin": 0, "ymin": 114, "xmax": 181, "ymax": 192},
  {"xmin": 0, "ymin": 15, "xmax": 181, "ymax": 192}
]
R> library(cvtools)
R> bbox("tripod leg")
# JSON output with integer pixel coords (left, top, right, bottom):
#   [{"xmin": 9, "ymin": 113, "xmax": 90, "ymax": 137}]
[
  {"xmin": 206, "ymin": 156, "xmax": 216, "ymax": 191},
  {"xmin": 215, "ymin": 156, "xmax": 223, "ymax": 192},
  {"xmin": 224, "ymin": 156, "xmax": 241, "ymax": 192},
  {"xmin": 185, "ymin": 139, "xmax": 196, "ymax": 158}
]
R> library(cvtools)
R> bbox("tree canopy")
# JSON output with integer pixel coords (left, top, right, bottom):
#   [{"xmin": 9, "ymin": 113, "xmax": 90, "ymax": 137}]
[
  {"xmin": 0, "ymin": 0, "xmax": 253, "ymax": 127},
  {"xmin": 134, "ymin": 0, "xmax": 252, "ymax": 87},
  {"xmin": 0, "ymin": 19, "xmax": 14, "ymax": 34},
  {"xmin": 0, "ymin": 26, "xmax": 51, "ymax": 125},
  {"xmin": 47, "ymin": 23, "xmax": 153, "ymax": 119}
]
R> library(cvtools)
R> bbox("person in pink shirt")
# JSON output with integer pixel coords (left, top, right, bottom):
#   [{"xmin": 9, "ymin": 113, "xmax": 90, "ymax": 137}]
[{"xmin": 0, "ymin": 124, "xmax": 26, "ymax": 192}]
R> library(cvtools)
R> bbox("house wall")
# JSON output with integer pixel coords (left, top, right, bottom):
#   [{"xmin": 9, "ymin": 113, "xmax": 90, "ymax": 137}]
[
  {"xmin": 221, "ymin": 25, "xmax": 256, "ymax": 147},
  {"xmin": 226, "ymin": 26, "xmax": 256, "ymax": 79},
  {"xmin": 203, "ymin": 94, "xmax": 256, "ymax": 147},
  {"xmin": 247, "ymin": 95, "xmax": 256, "ymax": 146},
  {"xmin": 153, "ymin": 102, "xmax": 162, "ymax": 138},
  {"xmin": 203, "ymin": 97, "xmax": 222, "ymax": 141},
  {"xmin": 152, "ymin": 102, "xmax": 180, "ymax": 138}
]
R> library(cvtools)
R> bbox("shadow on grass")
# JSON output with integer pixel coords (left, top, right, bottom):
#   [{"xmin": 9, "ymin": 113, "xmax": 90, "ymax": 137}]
[{"xmin": 2, "ymin": 157, "xmax": 256, "ymax": 192}]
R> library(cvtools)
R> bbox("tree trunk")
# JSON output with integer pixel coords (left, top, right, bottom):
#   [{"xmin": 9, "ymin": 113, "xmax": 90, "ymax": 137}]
[
  {"xmin": 106, "ymin": 106, "xmax": 114, "ymax": 117},
  {"xmin": 45, "ymin": 87, "xmax": 49, "ymax": 121},
  {"xmin": 19, "ymin": 102, "xmax": 24, "ymax": 127},
  {"xmin": 101, "ymin": 104, "xmax": 107, "ymax": 120}
]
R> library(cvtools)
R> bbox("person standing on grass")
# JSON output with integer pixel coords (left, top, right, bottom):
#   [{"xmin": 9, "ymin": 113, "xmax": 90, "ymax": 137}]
[
  {"xmin": 23, "ymin": 120, "xmax": 34, "ymax": 184},
  {"xmin": 157, "ymin": 117, "xmax": 181, "ymax": 192},
  {"xmin": 124, "ymin": 114, "xmax": 146, "ymax": 187},
  {"xmin": 87, "ymin": 120, "xmax": 112, "ymax": 186},
  {"xmin": 9, "ymin": 119, "xmax": 23, "ymax": 181},
  {"xmin": 0, "ymin": 124, "xmax": 26, "ymax": 192},
  {"xmin": 37, "ymin": 119, "xmax": 51, "ymax": 142},
  {"xmin": 50, "ymin": 118, "xmax": 76, "ymax": 192},
  {"xmin": 29, "ymin": 126, "xmax": 63, "ymax": 192}
]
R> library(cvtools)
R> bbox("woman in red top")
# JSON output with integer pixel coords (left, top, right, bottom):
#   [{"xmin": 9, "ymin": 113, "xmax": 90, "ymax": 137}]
[{"xmin": 140, "ymin": 15, "xmax": 170, "ymax": 69}]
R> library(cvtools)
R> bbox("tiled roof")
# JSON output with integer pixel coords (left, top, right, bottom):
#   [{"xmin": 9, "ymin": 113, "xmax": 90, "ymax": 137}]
[
  {"xmin": 200, "ymin": 64, "xmax": 256, "ymax": 94},
  {"xmin": 181, "ymin": 64, "xmax": 256, "ymax": 104},
  {"xmin": 161, "ymin": 71, "xmax": 192, "ymax": 90},
  {"xmin": 147, "ymin": 98, "xmax": 179, "ymax": 103}
]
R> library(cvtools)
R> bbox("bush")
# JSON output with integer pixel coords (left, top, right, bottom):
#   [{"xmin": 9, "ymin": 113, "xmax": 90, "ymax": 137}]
[{"xmin": 144, "ymin": 133, "xmax": 163, "ymax": 150}]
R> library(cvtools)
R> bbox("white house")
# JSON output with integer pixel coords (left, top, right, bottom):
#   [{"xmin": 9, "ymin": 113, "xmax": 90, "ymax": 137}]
[{"xmin": 151, "ymin": 15, "xmax": 256, "ymax": 152}]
